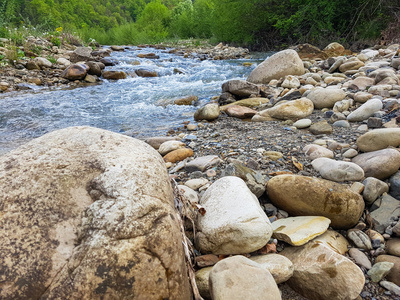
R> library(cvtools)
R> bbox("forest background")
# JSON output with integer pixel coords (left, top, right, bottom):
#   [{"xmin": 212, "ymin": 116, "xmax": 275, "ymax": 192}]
[{"xmin": 0, "ymin": 0, "xmax": 399, "ymax": 50}]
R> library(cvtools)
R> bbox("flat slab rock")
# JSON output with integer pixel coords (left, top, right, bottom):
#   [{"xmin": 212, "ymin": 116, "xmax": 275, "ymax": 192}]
[
  {"xmin": 0, "ymin": 126, "xmax": 190, "ymax": 299},
  {"xmin": 271, "ymin": 216, "xmax": 331, "ymax": 246}
]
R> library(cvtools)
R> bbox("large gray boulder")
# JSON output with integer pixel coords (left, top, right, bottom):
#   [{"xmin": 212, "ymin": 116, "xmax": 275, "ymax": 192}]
[
  {"xmin": 0, "ymin": 126, "xmax": 190, "ymax": 299},
  {"xmin": 247, "ymin": 49, "xmax": 305, "ymax": 84}
]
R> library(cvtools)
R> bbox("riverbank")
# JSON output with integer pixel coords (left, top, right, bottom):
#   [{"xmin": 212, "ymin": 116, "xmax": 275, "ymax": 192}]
[{"xmin": 145, "ymin": 42, "xmax": 400, "ymax": 299}]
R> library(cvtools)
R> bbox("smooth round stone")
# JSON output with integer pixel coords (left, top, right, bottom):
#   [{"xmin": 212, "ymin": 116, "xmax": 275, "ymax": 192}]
[
  {"xmin": 362, "ymin": 177, "xmax": 389, "ymax": 205},
  {"xmin": 196, "ymin": 177, "xmax": 273, "ymax": 255},
  {"xmin": 347, "ymin": 98, "xmax": 383, "ymax": 122},
  {"xmin": 386, "ymin": 238, "xmax": 400, "ymax": 257},
  {"xmin": 293, "ymin": 118, "xmax": 312, "ymax": 129},
  {"xmin": 306, "ymin": 88, "xmax": 346, "ymax": 109},
  {"xmin": 267, "ymin": 175, "xmax": 364, "ymax": 229},
  {"xmin": 311, "ymin": 229, "xmax": 349, "ymax": 255},
  {"xmin": 333, "ymin": 120, "xmax": 350, "ymax": 128},
  {"xmin": 343, "ymin": 148, "xmax": 358, "ymax": 158},
  {"xmin": 209, "ymin": 256, "xmax": 281, "ymax": 300},
  {"xmin": 194, "ymin": 103, "xmax": 220, "ymax": 121},
  {"xmin": 309, "ymin": 121, "xmax": 333, "ymax": 135},
  {"xmin": 311, "ymin": 157, "xmax": 365, "ymax": 182},
  {"xmin": 303, "ymin": 144, "xmax": 334, "ymax": 160},
  {"xmin": 266, "ymin": 97, "xmax": 314, "ymax": 120},
  {"xmin": 349, "ymin": 248, "xmax": 372, "ymax": 269},
  {"xmin": 195, "ymin": 267, "xmax": 212, "ymax": 300},
  {"xmin": 354, "ymin": 92, "xmax": 373, "ymax": 103},
  {"xmin": 357, "ymin": 128, "xmax": 400, "ymax": 152},
  {"xmin": 250, "ymin": 254, "xmax": 294, "ymax": 284},
  {"xmin": 352, "ymin": 148, "xmax": 400, "ymax": 180},
  {"xmin": 347, "ymin": 229, "xmax": 373, "ymax": 250}
]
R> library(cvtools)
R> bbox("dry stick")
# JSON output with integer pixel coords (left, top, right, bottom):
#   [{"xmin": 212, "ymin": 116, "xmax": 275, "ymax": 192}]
[{"xmin": 171, "ymin": 179, "xmax": 204, "ymax": 300}]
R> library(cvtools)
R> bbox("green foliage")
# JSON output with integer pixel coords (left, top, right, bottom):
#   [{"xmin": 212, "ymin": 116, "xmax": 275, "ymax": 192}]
[
  {"xmin": 135, "ymin": 0, "xmax": 170, "ymax": 42},
  {"xmin": 0, "ymin": 0, "xmax": 397, "ymax": 48},
  {"xmin": 169, "ymin": 0, "xmax": 193, "ymax": 38},
  {"xmin": 46, "ymin": 55, "xmax": 56, "ymax": 64}
]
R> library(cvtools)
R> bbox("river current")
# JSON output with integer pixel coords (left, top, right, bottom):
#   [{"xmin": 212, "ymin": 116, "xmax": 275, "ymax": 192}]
[{"xmin": 0, "ymin": 46, "xmax": 266, "ymax": 155}]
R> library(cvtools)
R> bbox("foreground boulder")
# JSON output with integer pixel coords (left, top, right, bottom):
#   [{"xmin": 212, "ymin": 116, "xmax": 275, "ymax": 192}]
[
  {"xmin": 247, "ymin": 49, "xmax": 305, "ymax": 84},
  {"xmin": 195, "ymin": 176, "xmax": 273, "ymax": 254},
  {"xmin": 0, "ymin": 126, "xmax": 190, "ymax": 299},
  {"xmin": 281, "ymin": 242, "xmax": 365, "ymax": 300},
  {"xmin": 267, "ymin": 175, "xmax": 364, "ymax": 229}
]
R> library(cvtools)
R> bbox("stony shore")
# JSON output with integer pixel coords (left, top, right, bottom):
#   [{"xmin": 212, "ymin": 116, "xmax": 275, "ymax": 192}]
[
  {"xmin": 1, "ymin": 40, "xmax": 400, "ymax": 299},
  {"xmin": 145, "ymin": 42, "xmax": 400, "ymax": 299}
]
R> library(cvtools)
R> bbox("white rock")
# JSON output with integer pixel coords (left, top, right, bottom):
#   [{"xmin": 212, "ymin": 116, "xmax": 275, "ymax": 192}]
[
  {"xmin": 282, "ymin": 75, "xmax": 301, "ymax": 89},
  {"xmin": 247, "ymin": 49, "xmax": 305, "ymax": 84},
  {"xmin": 293, "ymin": 118, "xmax": 312, "ymax": 129},
  {"xmin": 178, "ymin": 185, "xmax": 199, "ymax": 204},
  {"xmin": 56, "ymin": 57, "xmax": 71, "ymax": 67},
  {"xmin": 250, "ymin": 254, "xmax": 294, "ymax": 284},
  {"xmin": 195, "ymin": 176, "xmax": 273, "ymax": 254},
  {"xmin": 306, "ymin": 88, "xmax": 346, "ymax": 109},
  {"xmin": 185, "ymin": 178, "xmax": 209, "ymax": 190},
  {"xmin": 209, "ymin": 256, "xmax": 282, "ymax": 300},
  {"xmin": 34, "ymin": 57, "xmax": 53, "ymax": 68},
  {"xmin": 312, "ymin": 157, "xmax": 365, "ymax": 182},
  {"xmin": 281, "ymin": 242, "xmax": 365, "ymax": 300},
  {"xmin": 271, "ymin": 216, "xmax": 331, "ymax": 246},
  {"xmin": 158, "ymin": 140, "xmax": 186, "ymax": 155},
  {"xmin": 347, "ymin": 98, "xmax": 383, "ymax": 122},
  {"xmin": 303, "ymin": 144, "xmax": 334, "ymax": 160}
]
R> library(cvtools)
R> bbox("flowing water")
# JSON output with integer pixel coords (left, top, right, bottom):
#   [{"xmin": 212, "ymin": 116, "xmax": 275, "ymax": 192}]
[{"xmin": 0, "ymin": 46, "xmax": 268, "ymax": 155}]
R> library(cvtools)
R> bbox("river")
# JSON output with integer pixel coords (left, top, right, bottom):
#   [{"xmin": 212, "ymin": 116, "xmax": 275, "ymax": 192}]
[{"xmin": 0, "ymin": 46, "xmax": 266, "ymax": 155}]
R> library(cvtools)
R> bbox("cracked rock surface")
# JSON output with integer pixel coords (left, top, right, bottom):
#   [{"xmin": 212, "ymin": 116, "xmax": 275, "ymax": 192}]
[{"xmin": 0, "ymin": 126, "xmax": 190, "ymax": 299}]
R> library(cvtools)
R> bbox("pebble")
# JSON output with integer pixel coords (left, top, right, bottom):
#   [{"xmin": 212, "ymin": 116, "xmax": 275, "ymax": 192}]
[
  {"xmin": 367, "ymin": 262, "xmax": 394, "ymax": 282},
  {"xmin": 349, "ymin": 248, "xmax": 372, "ymax": 269}
]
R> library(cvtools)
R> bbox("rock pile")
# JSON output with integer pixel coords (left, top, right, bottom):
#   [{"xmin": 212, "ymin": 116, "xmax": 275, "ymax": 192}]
[{"xmin": 152, "ymin": 42, "xmax": 400, "ymax": 299}]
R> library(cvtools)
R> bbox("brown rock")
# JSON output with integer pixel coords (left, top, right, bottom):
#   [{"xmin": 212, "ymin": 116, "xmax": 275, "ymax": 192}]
[
  {"xmin": 309, "ymin": 121, "xmax": 333, "ymax": 135},
  {"xmin": 102, "ymin": 70, "xmax": 127, "ymax": 80},
  {"xmin": 61, "ymin": 64, "xmax": 88, "ymax": 81},
  {"xmin": 375, "ymin": 255, "xmax": 400, "ymax": 285},
  {"xmin": 281, "ymin": 242, "xmax": 365, "ymax": 300},
  {"xmin": 293, "ymin": 43, "xmax": 328, "ymax": 60},
  {"xmin": 174, "ymin": 95, "xmax": 198, "ymax": 105},
  {"xmin": 196, "ymin": 254, "xmax": 220, "ymax": 268},
  {"xmin": 386, "ymin": 238, "xmax": 400, "ymax": 257},
  {"xmin": 352, "ymin": 148, "xmax": 400, "ymax": 180},
  {"xmin": 225, "ymin": 105, "xmax": 257, "ymax": 119},
  {"xmin": 339, "ymin": 60, "xmax": 365, "ymax": 72},
  {"xmin": 267, "ymin": 175, "xmax": 365, "ymax": 229},
  {"xmin": 0, "ymin": 126, "xmax": 191, "ymax": 299},
  {"xmin": 135, "ymin": 69, "xmax": 158, "ymax": 77},
  {"xmin": 85, "ymin": 61, "xmax": 102, "ymax": 76},
  {"xmin": 163, "ymin": 148, "xmax": 194, "ymax": 163}
]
